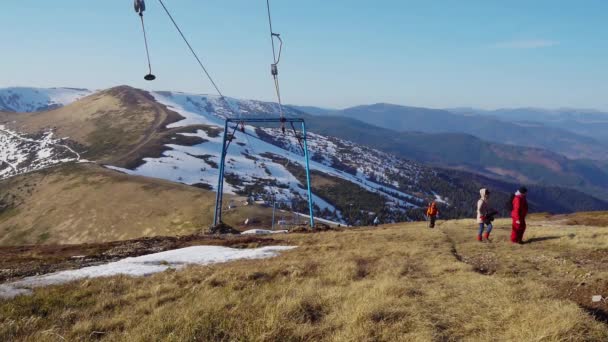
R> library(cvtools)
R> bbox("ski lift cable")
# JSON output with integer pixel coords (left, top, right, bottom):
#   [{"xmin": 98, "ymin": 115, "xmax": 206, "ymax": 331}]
[
  {"xmin": 157, "ymin": 0, "xmax": 224, "ymax": 97},
  {"xmin": 266, "ymin": 0, "xmax": 277, "ymax": 63},
  {"xmin": 139, "ymin": 15, "xmax": 153, "ymax": 76},
  {"xmin": 265, "ymin": 1, "xmax": 302, "ymax": 156},
  {"xmin": 155, "ymin": 0, "xmax": 245, "ymax": 136},
  {"xmin": 266, "ymin": 0, "xmax": 284, "ymax": 65},
  {"xmin": 266, "ymin": 0, "xmax": 285, "ymax": 121}
]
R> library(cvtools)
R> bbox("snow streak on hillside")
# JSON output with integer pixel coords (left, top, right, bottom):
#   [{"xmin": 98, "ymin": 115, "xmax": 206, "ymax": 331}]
[
  {"xmin": 110, "ymin": 92, "xmax": 432, "ymax": 222},
  {"xmin": 0, "ymin": 125, "xmax": 79, "ymax": 179},
  {"xmin": 0, "ymin": 87, "xmax": 92, "ymax": 112}
]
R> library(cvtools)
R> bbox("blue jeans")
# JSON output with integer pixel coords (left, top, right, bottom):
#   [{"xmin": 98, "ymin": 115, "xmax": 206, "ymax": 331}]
[{"xmin": 478, "ymin": 223, "xmax": 493, "ymax": 236}]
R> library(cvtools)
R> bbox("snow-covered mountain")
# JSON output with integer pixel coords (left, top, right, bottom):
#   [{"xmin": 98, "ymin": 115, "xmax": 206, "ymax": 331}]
[
  {"xmin": 0, "ymin": 87, "xmax": 441, "ymax": 224},
  {"xmin": 0, "ymin": 125, "xmax": 80, "ymax": 179},
  {"xmin": 0, "ymin": 87, "xmax": 92, "ymax": 112},
  {"xmin": 109, "ymin": 91, "xmax": 435, "ymax": 223}
]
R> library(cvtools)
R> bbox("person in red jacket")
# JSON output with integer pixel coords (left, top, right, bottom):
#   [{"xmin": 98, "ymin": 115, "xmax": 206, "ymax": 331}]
[{"xmin": 510, "ymin": 186, "xmax": 529, "ymax": 244}]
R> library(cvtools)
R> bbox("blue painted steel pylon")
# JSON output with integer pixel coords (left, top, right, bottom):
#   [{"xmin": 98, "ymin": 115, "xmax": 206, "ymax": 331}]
[{"xmin": 212, "ymin": 118, "xmax": 315, "ymax": 229}]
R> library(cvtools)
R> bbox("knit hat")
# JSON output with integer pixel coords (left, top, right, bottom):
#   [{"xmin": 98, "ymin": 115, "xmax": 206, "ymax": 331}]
[{"xmin": 518, "ymin": 186, "xmax": 528, "ymax": 194}]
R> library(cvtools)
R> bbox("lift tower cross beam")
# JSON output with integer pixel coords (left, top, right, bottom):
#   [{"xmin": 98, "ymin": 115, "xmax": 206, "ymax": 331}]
[{"xmin": 212, "ymin": 117, "xmax": 315, "ymax": 229}]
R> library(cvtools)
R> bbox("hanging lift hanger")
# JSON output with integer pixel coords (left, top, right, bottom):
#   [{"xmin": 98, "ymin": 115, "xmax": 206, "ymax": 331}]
[{"xmin": 134, "ymin": 0, "xmax": 156, "ymax": 81}]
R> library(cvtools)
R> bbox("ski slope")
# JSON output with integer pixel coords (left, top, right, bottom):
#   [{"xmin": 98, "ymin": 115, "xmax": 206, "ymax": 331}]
[{"xmin": 109, "ymin": 92, "xmax": 427, "ymax": 219}]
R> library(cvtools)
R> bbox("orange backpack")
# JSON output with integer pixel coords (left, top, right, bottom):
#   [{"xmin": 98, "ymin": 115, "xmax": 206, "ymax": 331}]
[{"xmin": 426, "ymin": 203, "xmax": 438, "ymax": 216}]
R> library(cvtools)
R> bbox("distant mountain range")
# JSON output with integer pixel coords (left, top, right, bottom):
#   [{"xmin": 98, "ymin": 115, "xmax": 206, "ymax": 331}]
[
  {"xmin": 449, "ymin": 107, "xmax": 608, "ymax": 144},
  {"xmin": 306, "ymin": 118, "xmax": 608, "ymax": 199},
  {"xmin": 291, "ymin": 103, "xmax": 608, "ymax": 160}
]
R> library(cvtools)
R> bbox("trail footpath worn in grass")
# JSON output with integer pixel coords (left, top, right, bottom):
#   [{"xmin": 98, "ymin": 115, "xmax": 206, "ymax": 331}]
[
  {"xmin": 1, "ymin": 219, "xmax": 608, "ymax": 341},
  {"xmin": 442, "ymin": 216, "xmax": 608, "ymax": 327}
]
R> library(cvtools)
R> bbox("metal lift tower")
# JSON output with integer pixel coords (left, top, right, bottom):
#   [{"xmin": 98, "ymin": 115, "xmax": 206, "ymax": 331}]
[{"xmin": 212, "ymin": 118, "xmax": 315, "ymax": 229}]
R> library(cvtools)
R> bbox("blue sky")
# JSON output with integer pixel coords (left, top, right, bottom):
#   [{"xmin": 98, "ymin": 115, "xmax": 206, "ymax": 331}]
[{"xmin": 1, "ymin": 0, "xmax": 607, "ymax": 110}]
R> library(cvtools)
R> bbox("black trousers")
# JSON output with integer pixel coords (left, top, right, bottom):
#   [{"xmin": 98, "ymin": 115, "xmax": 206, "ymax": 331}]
[{"xmin": 428, "ymin": 216, "xmax": 436, "ymax": 228}]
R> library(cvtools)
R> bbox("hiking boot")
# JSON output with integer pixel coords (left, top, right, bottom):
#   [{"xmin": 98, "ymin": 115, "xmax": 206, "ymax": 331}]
[
  {"xmin": 483, "ymin": 233, "xmax": 491, "ymax": 241},
  {"xmin": 477, "ymin": 235, "xmax": 483, "ymax": 242}
]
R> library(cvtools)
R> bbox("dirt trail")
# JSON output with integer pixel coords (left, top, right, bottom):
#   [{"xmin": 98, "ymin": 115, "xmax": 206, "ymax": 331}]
[{"xmin": 439, "ymin": 218, "xmax": 608, "ymax": 326}]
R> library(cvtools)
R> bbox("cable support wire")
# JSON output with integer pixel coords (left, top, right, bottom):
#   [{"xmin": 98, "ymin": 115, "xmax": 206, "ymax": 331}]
[
  {"xmin": 157, "ymin": 0, "xmax": 223, "ymax": 97},
  {"xmin": 156, "ymin": 0, "xmax": 245, "ymax": 136},
  {"xmin": 266, "ymin": 0, "xmax": 286, "ymax": 123}
]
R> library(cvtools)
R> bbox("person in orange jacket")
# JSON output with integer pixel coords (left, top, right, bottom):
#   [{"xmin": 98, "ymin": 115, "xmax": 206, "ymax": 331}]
[
  {"xmin": 426, "ymin": 201, "xmax": 439, "ymax": 228},
  {"xmin": 510, "ymin": 186, "xmax": 529, "ymax": 244}
]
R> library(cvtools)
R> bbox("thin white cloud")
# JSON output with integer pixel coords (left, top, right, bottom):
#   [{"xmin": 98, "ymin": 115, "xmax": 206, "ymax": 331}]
[{"xmin": 491, "ymin": 39, "xmax": 559, "ymax": 49}]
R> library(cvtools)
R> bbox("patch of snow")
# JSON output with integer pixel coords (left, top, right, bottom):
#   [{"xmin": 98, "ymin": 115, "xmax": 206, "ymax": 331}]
[
  {"xmin": 241, "ymin": 229, "xmax": 289, "ymax": 235},
  {"xmin": 0, "ymin": 125, "xmax": 79, "ymax": 180},
  {"xmin": 432, "ymin": 192, "xmax": 449, "ymax": 205},
  {"xmin": 295, "ymin": 213, "xmax": 345, "ymax": 227},
  {"xmin": 0, "ymin": 245, "xmax": 296, "ymax": 299}
]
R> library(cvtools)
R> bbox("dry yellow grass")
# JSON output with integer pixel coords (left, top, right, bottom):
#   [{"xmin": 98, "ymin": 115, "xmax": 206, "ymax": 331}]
[
  {"xmin": 538, "ymin": 211, "xmax": 608, "ymax": 228},
  {"xmin": 1, "ymin": 217, "xmax": 607, "ymax": 341},
  {"xmin": 0, "ymin": 163, "xmax": 274, "ymax": 246}
]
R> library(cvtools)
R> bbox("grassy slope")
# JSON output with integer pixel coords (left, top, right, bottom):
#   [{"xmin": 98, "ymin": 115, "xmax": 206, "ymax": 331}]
[
  {"xmin": 1, "ymin": 216, "xmax": 607, "ymax": 340},
  {"xmin": 0, "ymin": 163, "xmax": 273, "ymax": 246},
  {"xmin": 538, "ymin": 211, "xmax": 608, "ymax": 228}
]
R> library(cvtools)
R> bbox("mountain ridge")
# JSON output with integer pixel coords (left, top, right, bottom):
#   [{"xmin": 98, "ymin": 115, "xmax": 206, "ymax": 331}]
[
  {"xmin": 1, "ymin": 86, "xmax": 607, "ymax": 228},
  {"xmin": 309, "ymin": 103, "xmax": 608, "ymax": 160}
]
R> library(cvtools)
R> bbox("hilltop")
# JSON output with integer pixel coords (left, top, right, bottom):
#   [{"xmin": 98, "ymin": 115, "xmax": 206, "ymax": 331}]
[
  {"xmin": 1, "ymin": 215, "xmax": 607, "ymax": 340},
  {"xmin": 0, "ymin": 163, "xmax": 279, "ymax": 246}
]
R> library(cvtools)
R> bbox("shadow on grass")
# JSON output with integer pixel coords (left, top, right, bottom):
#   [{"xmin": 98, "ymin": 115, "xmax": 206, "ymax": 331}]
[{"xmin": 524, "ymin": 236, "xmax": 561, "ymax": 244}]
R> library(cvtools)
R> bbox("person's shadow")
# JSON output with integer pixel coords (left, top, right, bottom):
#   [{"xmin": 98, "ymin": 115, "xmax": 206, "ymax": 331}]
[{"xmin": 524, "ymin": 236, "xmax": 561, "ymax": 244}]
